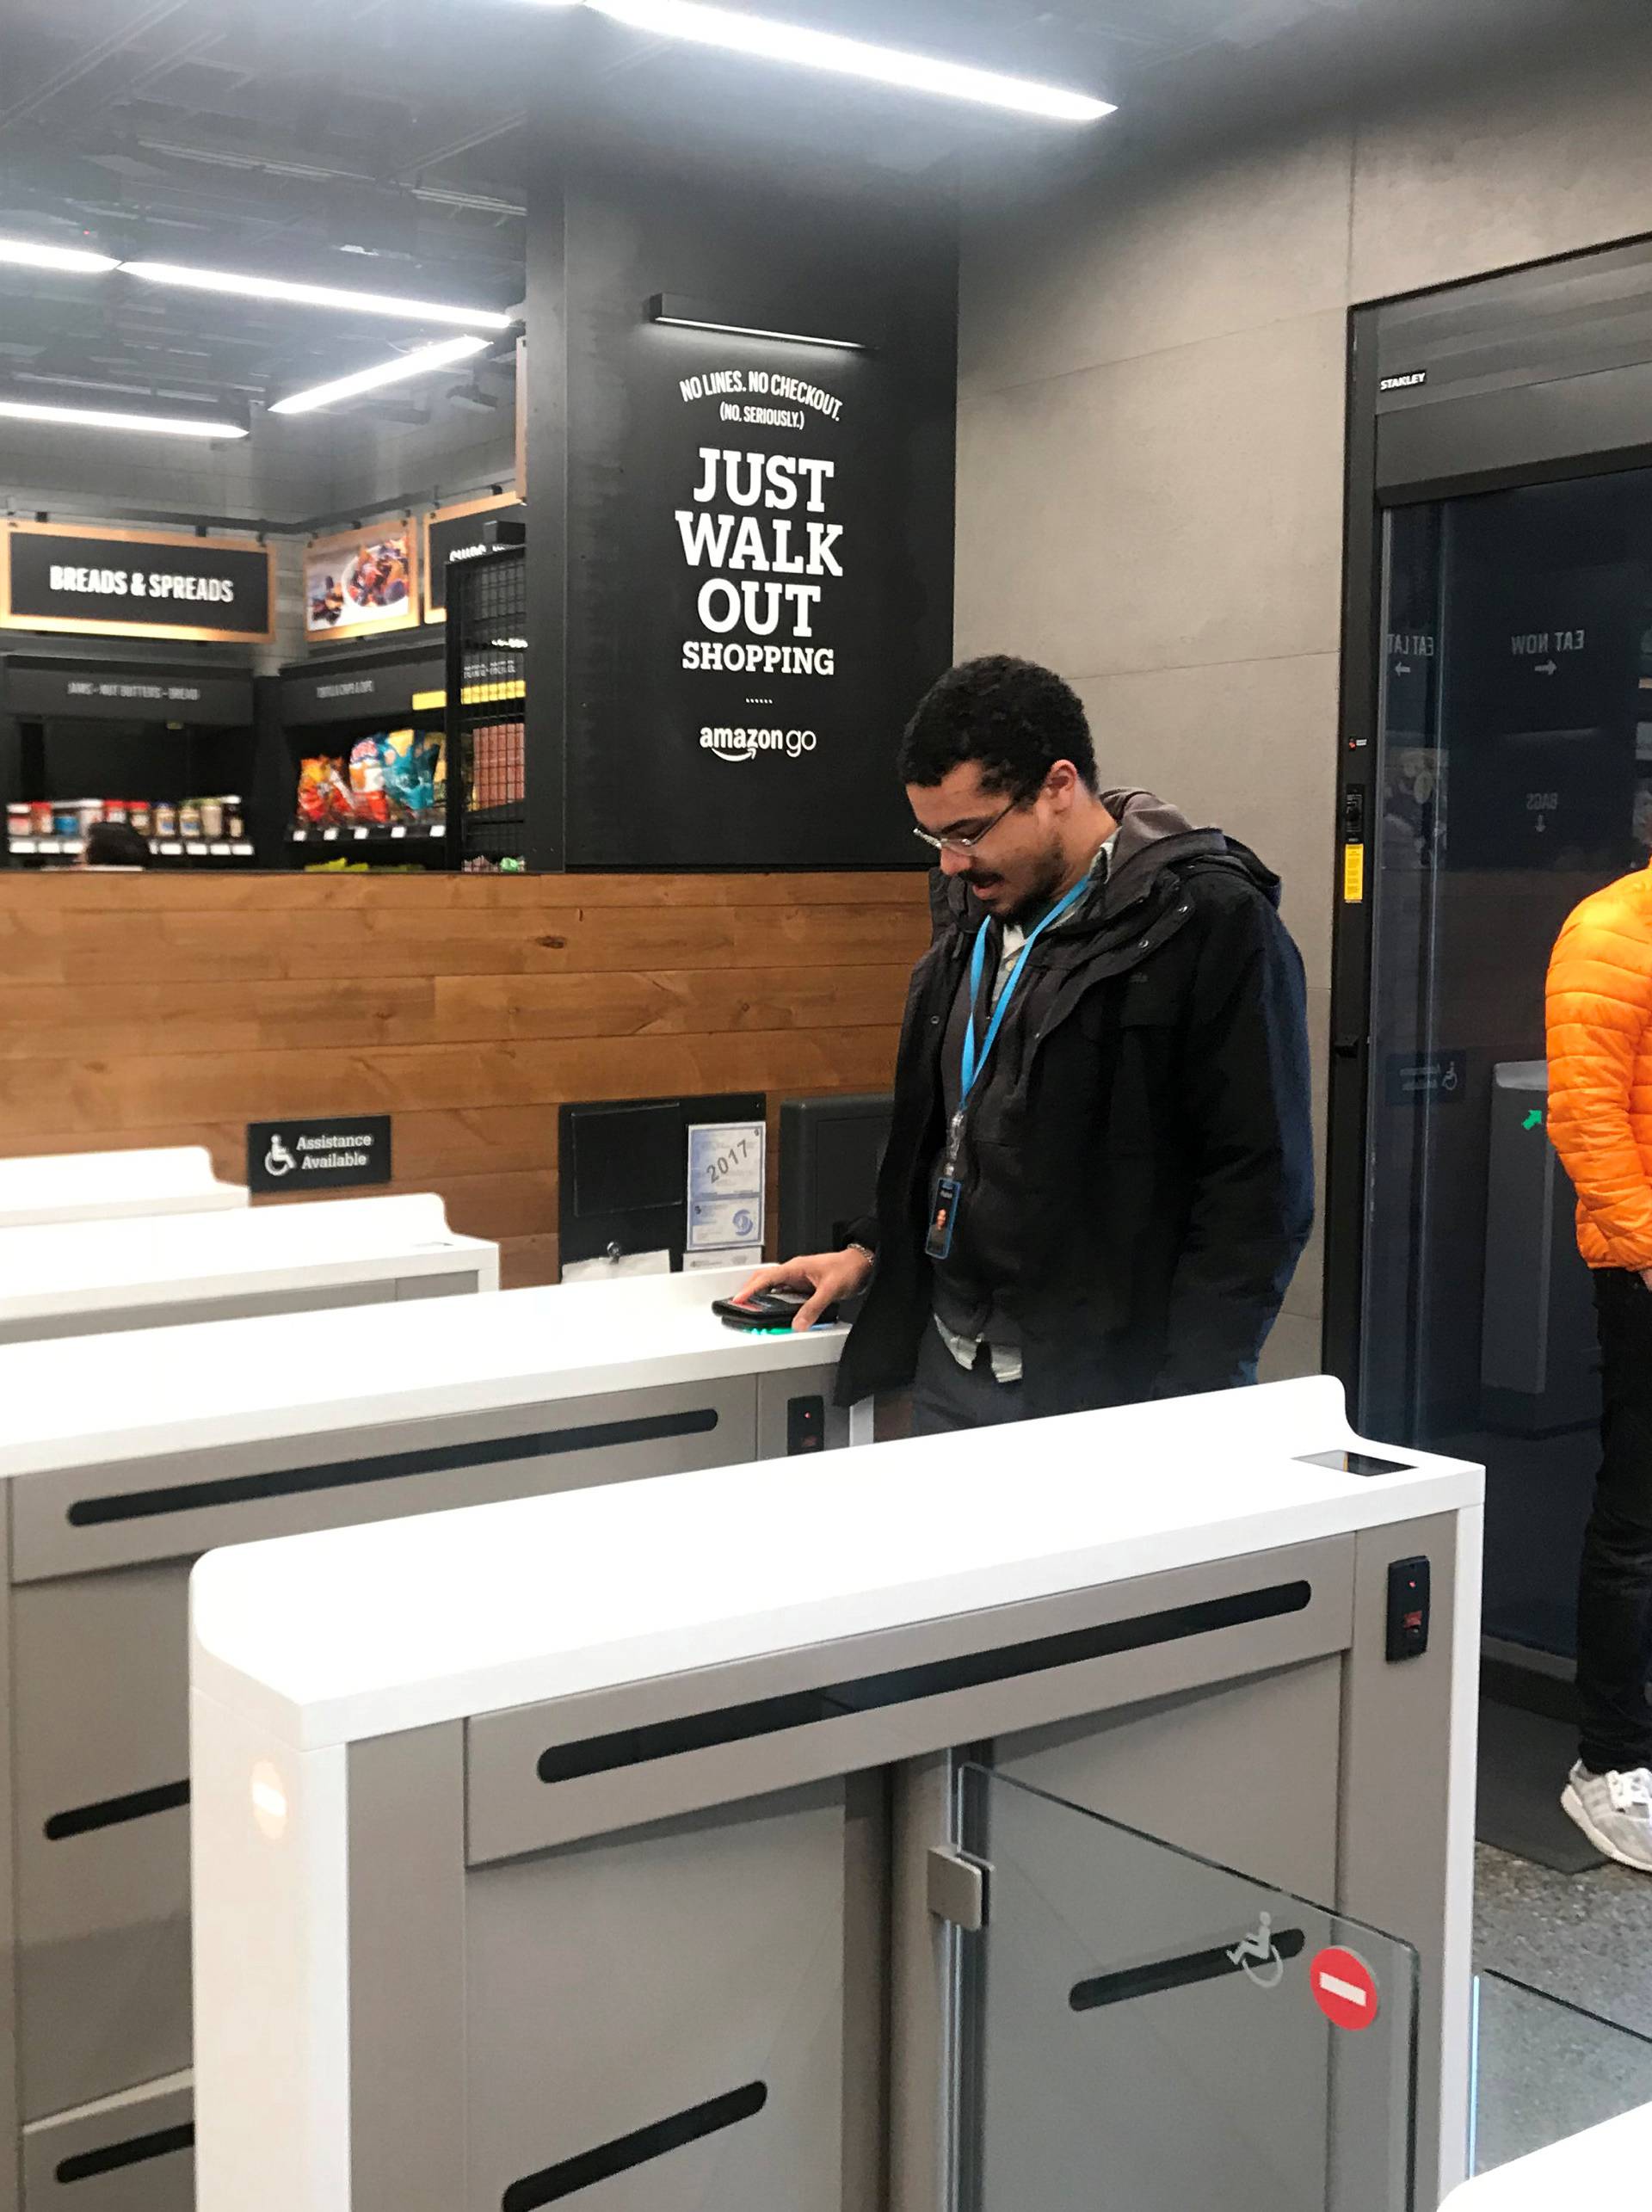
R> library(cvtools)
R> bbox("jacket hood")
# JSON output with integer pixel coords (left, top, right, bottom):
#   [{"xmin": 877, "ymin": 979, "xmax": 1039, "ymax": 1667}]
[{"xmin": 1097, "ymin": 789, "xmax": 1283, "ymax": 914}]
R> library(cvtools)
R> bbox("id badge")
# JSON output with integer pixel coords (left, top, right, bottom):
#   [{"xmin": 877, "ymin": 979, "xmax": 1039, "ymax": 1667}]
[{"xmin": 926, "ymin": 1174, "xmax": 962, "ymax": 1261}]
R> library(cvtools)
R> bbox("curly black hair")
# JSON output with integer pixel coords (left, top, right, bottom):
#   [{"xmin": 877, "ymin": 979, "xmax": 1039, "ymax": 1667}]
[
  {"xmin": 82, "ymin": 821, "xmax": 152, "ymax": 867},
  {"xmin": 897, "ymin": 655, "xmax": 1096, "ymax": 798}
]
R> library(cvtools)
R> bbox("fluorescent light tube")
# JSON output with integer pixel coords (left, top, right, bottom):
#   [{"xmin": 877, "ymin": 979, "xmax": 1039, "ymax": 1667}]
[
  {"xmin": 122, "ymin": 261, "xmax": 515, "ymax": 330},
  {"xmin": 269, "ymin": 335, "xmax": 490, "ymax": 416},
  {"xmin": 0, "ymin": 237, "xmax": 120, "ymax": 275},
  {"xmin": 0, "ymin": 397, "xmax": 246, "ymax": 438},
  {"xmin": 578, "ymin": 0, "xmax": 1113, "ymax": 121}
]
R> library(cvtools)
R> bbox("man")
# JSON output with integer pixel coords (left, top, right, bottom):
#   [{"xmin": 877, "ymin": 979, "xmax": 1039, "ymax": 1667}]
[
  {"xmin": 80, "ymin": 822, "xmax": 151, "ymax": 869},
  {"xmin": 1547, "ymin": 866, "xmax": 1652, "ymax": 1872},
  {"xmin": 742, "ymin": 654, "xmax": 1315, "ymax": 1433}
]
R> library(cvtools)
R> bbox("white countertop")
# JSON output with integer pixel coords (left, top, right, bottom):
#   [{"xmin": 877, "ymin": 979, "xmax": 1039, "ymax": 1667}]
[
  {"xmin": 0, "ymin": 1262, "xmax": 842, "ymax": 1479},
  {"xmin": 1443, "ymin": 2104, "xmax": 1652, "ymax": 2209},
  {"xmin": 0, "ymin": 1143, "xmax": 246, "ymax": 1228},
  {"xmin": 0, "ymin": 1191, "xmax": 488, "ymax": 1329},
  {"xmin": 191, "ymin": 1375, "xmax": 1482, "ymax": 1752}
]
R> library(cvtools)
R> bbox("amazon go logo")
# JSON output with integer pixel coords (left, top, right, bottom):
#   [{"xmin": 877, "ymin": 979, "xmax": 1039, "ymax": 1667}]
[{"xmin": 700, "ymin": 724, "xmax": 818, "ymax": 764}]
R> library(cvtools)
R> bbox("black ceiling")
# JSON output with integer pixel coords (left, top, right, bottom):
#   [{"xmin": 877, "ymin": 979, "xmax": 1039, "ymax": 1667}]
[{"xmin": 0, "ymin": 0, "xmax": 1615, "ymax": 425}]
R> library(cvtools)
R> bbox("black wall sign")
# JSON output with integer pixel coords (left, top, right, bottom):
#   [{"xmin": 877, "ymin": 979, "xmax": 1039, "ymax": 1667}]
[
  {"xmin": 2, "ymin": 524, "xmax": 274, "ymax": 644},
  {"xmin": 0, "ymin": 656, "xmax": 253, "ymax": 725},
  {"xmin": 280, "ymin": 654, "xmax": 445, "ymax": 727},
  {"xmin": 568, "ymin": 321, "xmax": 934, "ymax": 869},
  {"xmin": 424, "ymin": 497, "xmax": 524, "ymax": 620},
  {"xmin": 1440, "ymin": 533, "xmax": 1639, "ymax": 872},
  {"xmin": 247, "ymin": 1117, "xmax": 392, "ymax": 1194}
]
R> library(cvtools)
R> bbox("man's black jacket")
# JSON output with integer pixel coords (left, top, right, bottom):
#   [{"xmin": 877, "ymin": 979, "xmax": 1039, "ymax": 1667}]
[{"xmin": 835, "ymin": 791, "xmax": 1316, "ymax": 1417}]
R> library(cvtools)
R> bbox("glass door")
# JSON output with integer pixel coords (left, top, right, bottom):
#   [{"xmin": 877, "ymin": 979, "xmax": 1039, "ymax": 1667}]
[
  {"xmin": 1361, "ymin": 470, "xmax": 1652, "ymax": 1654},
  {"xmin": 953, "ymin": 1765, "xmax": 1419, "ymax": 2212}
]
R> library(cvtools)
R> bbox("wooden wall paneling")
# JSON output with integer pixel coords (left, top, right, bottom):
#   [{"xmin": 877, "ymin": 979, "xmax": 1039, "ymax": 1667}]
[
  {"xmin": 0, "ymin": 872, "xmax": 929, "ymax": 1286},
  {"xmin": 0, "ymin": 965, "xmax": 912, "ymax": 1057},
  {"xmin": 2, "ymin": 901, "xmax": 927, "ymax": 985}
]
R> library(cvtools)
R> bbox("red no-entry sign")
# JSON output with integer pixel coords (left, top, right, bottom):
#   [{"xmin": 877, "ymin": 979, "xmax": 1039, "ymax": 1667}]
[{"xmin": 1310, "ymin": 1946, "xmax": 1380, "ymax": 2031}]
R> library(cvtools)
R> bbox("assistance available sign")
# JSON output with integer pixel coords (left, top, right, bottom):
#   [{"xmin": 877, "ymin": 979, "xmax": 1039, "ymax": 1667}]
[{"xmin": 0, "ymin": 521, "xmax": 274, "ymax": 644}]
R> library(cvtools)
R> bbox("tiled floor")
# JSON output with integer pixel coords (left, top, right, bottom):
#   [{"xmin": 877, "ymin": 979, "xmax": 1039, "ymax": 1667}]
[
  {"xmin": 1476, "ymin": 1841, "xmax": 1652, "ymax": 2036},
  {"xmin": 1472, "ymin": 1841, "xmax": 1652, "ymax": 2172}
]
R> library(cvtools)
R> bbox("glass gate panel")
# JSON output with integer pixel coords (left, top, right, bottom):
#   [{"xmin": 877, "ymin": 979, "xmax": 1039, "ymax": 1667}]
[
  {"xmin": 954, "ymin": 1765, "xmax": 1419, "ymax": 2212},
  {"xmin": 1470, "ymin": 1969, "xmax": 1652, "ymax": 2177},
  {"xmin": 1362, "ymin": 469, "xmax": 1652, "ymax": 1654}
]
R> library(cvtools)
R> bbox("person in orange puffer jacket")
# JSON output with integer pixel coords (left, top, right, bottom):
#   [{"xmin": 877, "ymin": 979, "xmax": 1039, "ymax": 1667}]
[{"xmin": 1547, "ymin": 863, "xmax": 1652, "ymax": 1872}]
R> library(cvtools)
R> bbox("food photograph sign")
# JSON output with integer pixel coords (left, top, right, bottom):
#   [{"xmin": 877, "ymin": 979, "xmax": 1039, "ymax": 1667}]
[{"xmin": 303, "ymin": 522, "xmax": 420, "ymax": 643}]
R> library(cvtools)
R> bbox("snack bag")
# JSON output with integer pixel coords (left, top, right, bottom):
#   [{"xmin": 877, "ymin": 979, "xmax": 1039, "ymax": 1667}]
[
  {"xmin": 299, "ymin": 756, "xmax": 357, "ymax": 826},
  {"xmin": 349, "ymin": 735, "xmax": 391, "ymax": 826},
  {"xmin": 296, "ymin": 756, "xmax": 334, "ymax": 826},
  {"xmin": 383, "ymin": 729, "xmax": 424, "ymax": 821}
]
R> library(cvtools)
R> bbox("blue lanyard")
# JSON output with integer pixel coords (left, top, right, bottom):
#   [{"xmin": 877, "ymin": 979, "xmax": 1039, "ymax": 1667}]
[{"xmin": 959, "ymin": 875, "xmax": 1090, "ymax": 1111}]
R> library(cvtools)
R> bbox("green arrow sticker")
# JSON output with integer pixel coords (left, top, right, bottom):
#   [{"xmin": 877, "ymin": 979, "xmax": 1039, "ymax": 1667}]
[{"xmin": 1523, "ymin": 1109, "xmax": 1544, "ymax": 1131}]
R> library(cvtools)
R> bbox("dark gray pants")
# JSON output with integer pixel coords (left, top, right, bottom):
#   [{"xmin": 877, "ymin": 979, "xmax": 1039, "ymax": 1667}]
[
  {"xmin": 1579, "ymin": 1269, "xmax": 1652, "ymax": 1773},
  {"xmin": 910, "ymin": 1317, "xmax": 1026, "ymax": 1437}
]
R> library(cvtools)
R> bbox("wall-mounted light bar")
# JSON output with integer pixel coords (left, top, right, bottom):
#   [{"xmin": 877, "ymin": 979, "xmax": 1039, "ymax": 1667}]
[
  {"xmin": 646, "ymin": 293, "xmax": 868, "ymax": 351},
  {"xmin": 122, "ymin": 262, "xmax": 515, "ymax": 330},
  {"xmin": 519, "ymin": 0, "xmax": 1113, "ymax": 122},
  {"xmin": 0, "ymin": 237, "xmax": 120, "ymax": 275},
  {"xmin": 270, "ymin": 335, "xmax": 491, "ymax": 416},
  {"xmin": 0, "ymin": 398, "xmax": 247, "ymax": 440}
]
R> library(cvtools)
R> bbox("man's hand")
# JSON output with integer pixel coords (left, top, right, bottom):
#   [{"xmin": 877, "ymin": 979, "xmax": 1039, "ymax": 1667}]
[
  {"xmin": 1641, "ymin": 1267, "xmax": 1652, "ymax": 1293},
  {"xmin": 736, "ymin": 1248, "xmax": 873, "ymax": 1330}
]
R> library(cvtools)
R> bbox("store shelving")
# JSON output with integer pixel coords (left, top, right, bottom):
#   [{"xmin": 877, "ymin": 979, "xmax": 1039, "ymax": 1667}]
[
  {"xmin": 1, "ymin": 652, "xmax": 263, "ymax": 870},
  {"xmin": 446, "ymin": 544, "xmax": 527, "ymax": 869},
  {"xmin": 277, "ymin": 640, "xmax": 453, "ymax": 872},
  {"xmin": 286, "ymin": 823, "xmax": 446, "ymax": 848},
  {"xmin": 6, "ymin": 835, "xmax": 257, "ymax": 866}
]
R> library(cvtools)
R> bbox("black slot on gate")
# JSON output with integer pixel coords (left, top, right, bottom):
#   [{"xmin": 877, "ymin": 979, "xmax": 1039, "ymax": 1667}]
[
  {"xmin": 786, "ymin": 1394, "xmax": 824, "ymax": 1455},
  {"xmin": 1385, "ymin": 1556, "xmax": 1431, "ymax": 1661}
]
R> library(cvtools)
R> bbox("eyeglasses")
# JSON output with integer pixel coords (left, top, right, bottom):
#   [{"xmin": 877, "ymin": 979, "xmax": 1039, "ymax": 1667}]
[{"xmin": 911, "ymin": 795, "xmax": 1023, "ymax": 854}]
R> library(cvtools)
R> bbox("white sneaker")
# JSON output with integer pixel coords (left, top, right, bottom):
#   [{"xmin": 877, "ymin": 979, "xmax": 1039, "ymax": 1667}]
[{"xmin": 1561, "ymin": 1761, "xmax": 1652, "ymax": 1872}]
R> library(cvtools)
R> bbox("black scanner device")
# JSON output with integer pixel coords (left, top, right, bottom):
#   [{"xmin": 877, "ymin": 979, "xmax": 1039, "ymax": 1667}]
[{"xmin": 713, "ymin": 1287, "xmax": 841, "ymax": 1333}]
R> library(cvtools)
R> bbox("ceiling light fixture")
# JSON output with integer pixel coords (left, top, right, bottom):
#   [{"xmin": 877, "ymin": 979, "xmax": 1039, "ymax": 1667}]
[
  {"xmin": 0, "ymin": 397, "xmax": 246, "ymax": 439},
  {"xmin": 122, "ymin": 261, "xmax": 515, "ymax": 330},
  {"xmin": 0, "ymin": 237, "xmax": 120, "ymax": 275},
  {"xmin": 528, "ymin": 0, "xmax": 1112, "ymax": 122},
  {"xmin": 269, "ymin": 335, "xmax": 491, "ymax": 416}
]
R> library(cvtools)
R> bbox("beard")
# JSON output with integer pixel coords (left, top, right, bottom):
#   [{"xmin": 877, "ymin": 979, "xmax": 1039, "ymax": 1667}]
[{"xmin": 967, "ymin": 835, "xmax": 1067, "ymax": 927}]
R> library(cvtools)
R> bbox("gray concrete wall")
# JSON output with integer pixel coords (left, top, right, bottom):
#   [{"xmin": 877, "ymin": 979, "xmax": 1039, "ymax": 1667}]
[{"xmin": 955, "ymin": 22, "xmax": 1652, "ymax": 1377}]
